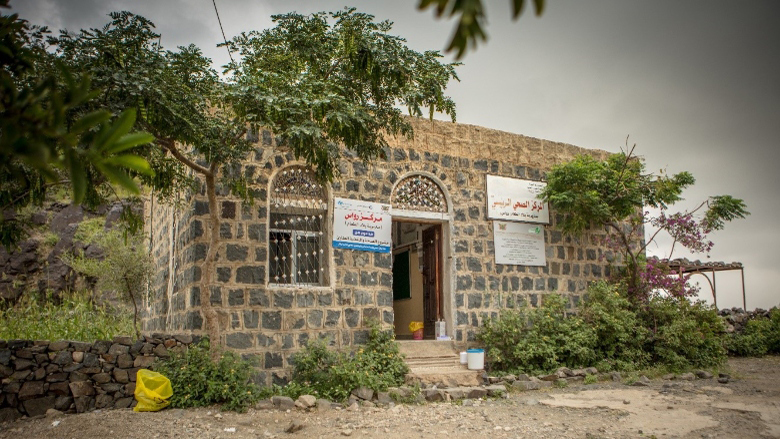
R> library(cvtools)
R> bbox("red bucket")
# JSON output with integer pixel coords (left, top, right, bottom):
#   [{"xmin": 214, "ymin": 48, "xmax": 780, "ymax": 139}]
[{"xmin": 412, "ymin": 328, "xmax": 424, "ymax": 340}]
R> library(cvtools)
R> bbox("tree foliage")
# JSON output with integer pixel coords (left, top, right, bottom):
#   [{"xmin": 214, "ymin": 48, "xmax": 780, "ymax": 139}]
[
  {"xmin": 0, "ymin": 1, "xmax": 154, "ymax": 250},
  {"xmin": 540, "ymin": 144, "xmax": 748, "ymax": 300},
  {"xmin": 419, "ymin": 0, "xmax": 545, "ymax": 59},
  {"xmin": 223, "ymin": 8, "xmax": 459, "ymax": 182},
  {"xmin": 42, "ymin": 8, "xmax": 459, "ymax": 354}
]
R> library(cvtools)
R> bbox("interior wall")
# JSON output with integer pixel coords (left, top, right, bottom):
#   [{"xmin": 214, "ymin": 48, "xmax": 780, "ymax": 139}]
[{"xmin": 393, "ymin": 250, "xmax": 424, "ymax": 335}]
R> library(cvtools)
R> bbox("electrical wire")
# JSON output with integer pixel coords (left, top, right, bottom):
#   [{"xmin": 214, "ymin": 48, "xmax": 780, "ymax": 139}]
[{"xmin": 212, "ymin": 0, "xmax": 235, "ymax": 64}]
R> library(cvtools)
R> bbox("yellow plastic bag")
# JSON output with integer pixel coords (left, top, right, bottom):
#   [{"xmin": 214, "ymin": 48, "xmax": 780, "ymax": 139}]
[
  {"xmin": 133, "ymin": 369, "xmax": 173, "ymax": 412},
  {"xmin": 408, "ymin": 321, "xmax": 423, "ymax": 332}
]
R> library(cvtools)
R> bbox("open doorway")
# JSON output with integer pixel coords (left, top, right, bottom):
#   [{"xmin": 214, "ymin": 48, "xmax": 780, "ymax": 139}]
[{"xmin": 392, "ymin": 221, "xmax": 443, "ymax": 340}]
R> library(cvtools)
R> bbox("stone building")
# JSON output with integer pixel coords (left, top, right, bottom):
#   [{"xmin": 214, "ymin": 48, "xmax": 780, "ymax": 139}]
[{"xmin": 142, "ymin": 118, "xmax": 613, "ymax": 385}]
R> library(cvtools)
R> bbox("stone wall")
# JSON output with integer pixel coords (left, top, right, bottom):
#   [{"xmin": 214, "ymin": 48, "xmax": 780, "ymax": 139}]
[
  {"xmin": 142, "ymin": 118, "xmax": 617, "ymax": 385},
  {"xmin": 720, "ymin": 307, "xmax": 778, "ymax": 333},
  {"xmin": 0, "ymin": 335, "xmax": 194, "ymax": 422}
]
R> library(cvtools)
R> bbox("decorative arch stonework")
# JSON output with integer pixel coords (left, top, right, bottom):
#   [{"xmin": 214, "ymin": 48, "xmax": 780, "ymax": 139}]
[{"xmin": 391, "ymin": 174, "xmax": 448, "ymax": 213}]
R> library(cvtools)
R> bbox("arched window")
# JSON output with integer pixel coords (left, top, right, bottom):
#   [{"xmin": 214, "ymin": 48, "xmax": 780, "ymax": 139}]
[
  {"xmin": 391, "ymin": 174, "xmax": 448, "ymax": 213},
  {"xmin": 268, "ymin": 166, "xmax": 328, "ymax": 286}
]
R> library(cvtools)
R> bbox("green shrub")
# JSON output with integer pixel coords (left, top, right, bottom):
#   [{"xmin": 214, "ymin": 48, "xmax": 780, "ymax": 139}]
[
  {"xmin": 642, "ymin": 297, "xmax": 726, "ymax": 371},
  {"xmin": 290, "ymin": 323, "xmax": 408, "ymax": 402},
  {"xmin": 580, "ymin": 281, "xmax": 650, "ymax": 371},
  {"xmin": 154, "ymin": 339, "xmax": 261, "ymax": 412},
  {"xmin": 0, "ymin": 290, "xmax": 133, "ymax": 341},
  {"xmin": 726, "ymin": 309, "xmax": 780, "ymax": 356},
  {"xmin": 478, "ymin": 294, "xmax": 596, "ymax": 375},
  {"xmin": 769, "ymin": 308, "xmax": 780, "ymax": 354}
]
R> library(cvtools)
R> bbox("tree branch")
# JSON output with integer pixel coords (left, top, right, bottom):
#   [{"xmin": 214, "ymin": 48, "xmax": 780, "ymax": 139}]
[{"xmin": 158, "ymin": 139, "xmax": 211, "ymax": 176}]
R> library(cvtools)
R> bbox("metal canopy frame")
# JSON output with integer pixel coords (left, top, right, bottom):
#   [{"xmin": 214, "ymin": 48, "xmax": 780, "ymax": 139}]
[{"xmin": 662, "ymin": 259, "xmax": 746, "ymax": 310}]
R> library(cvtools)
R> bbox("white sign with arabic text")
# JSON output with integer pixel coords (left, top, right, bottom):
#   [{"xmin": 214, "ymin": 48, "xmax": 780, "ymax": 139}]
[
  {"xmin": 493, "ymin": 221, "xmax": 546, "ymax": 266},
  {"xmin": 486, "ymin": 175, "xmax": 549, "ymax": 224}
]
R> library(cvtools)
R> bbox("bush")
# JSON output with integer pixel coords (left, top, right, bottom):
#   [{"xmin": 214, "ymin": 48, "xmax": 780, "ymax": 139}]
[
  {"xmin": 580, "ymin": 281, "xmax": 650, "ymax": 371},
  {"xmin": 154, "ymin": 339, "xmax": 261, "ymax": 412},
  {"xmin": 477, "ymin": 283, "xmax": 730, "ymax": 375},
  {"xmin": 0, "ymin": 290, "xmax": 133, "ymax": 341},
  {"xmin": 290, "ymin": 323, "xmax": 408, "ymax": 402},
  {"xmin": 642, "ymin": 296, "xmax": 726, "ymax": 371},
  {"xmin": 726, "ymin": 309, "xmax": 780, "ymax": 356},
  {"xmin": 478, "ymin": 294, "xmax": 596, "ymax": 375}
]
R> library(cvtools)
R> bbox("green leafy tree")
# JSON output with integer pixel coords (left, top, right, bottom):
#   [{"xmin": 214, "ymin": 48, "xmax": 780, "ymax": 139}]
[
  {"xmin": 418, "ymin": 0, "xmax": 545, "ymax": 59},
  {"xmin": 540, "ymin": 144, "xmax": 748, "ymax": 300},
  {"xmin": 0, "ymin": 1, "xmax": 154, "ymax": 249},
  {"xmin": 49, "ymin": 8, "xmax": 459, "ymax": 355}
]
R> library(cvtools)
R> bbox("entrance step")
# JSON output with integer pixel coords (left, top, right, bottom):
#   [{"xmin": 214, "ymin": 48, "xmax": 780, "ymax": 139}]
[{"xmin": 397, "ymin": 340, "xmax": 483, "ymax": 387}]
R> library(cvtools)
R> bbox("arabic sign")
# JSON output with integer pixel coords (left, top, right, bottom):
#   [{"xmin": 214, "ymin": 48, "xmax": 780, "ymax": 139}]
[
  {"xmin": 486, "ymin": 175, "xmax": 549, "ymax": 224},
  {"xmin": 493, "ymin": 221, "xmax": 546, "ymax": 266},
  {"xmin": 332, "ymin": 198, "xmax": 392, "ymax": 253}
]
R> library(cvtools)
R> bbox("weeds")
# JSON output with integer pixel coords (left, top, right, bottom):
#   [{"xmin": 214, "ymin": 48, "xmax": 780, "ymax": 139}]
[{"xmin": 0, "ymin": 290, "xmax": 133, "ymax": 341}]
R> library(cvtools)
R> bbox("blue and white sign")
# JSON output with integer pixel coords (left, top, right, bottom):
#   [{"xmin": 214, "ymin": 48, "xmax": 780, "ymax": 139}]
[{"xmin": 333, "ymin": 198, "xmax": 392, "ymax": 253}]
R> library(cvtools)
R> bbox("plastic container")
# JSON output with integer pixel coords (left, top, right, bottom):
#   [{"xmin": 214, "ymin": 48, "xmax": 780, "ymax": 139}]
[
  {"xmin": 466, "ymin": 348, "xmax": 484, "ymax": 370},
  {"xmin": 459, "ymin": 351, "xmax": 468, "ymax": 364},
  {"xmin": 435, "ymin": 320, "xmax": 446, "ymax": 338},
  {"xmin": 413, "ymin": 328, "xmax": 424, "ymax": 340}
]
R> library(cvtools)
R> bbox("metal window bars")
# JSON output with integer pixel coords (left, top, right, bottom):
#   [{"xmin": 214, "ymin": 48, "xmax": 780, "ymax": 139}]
[{"xmin": 269, "ymin": 166, "xmax": 327, "ymax": 285}]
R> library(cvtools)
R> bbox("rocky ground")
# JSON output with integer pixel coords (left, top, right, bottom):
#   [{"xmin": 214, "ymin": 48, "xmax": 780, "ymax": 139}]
[{"xmin": 1, "ymin": 356, "xmax": 779, "ymax": 439}]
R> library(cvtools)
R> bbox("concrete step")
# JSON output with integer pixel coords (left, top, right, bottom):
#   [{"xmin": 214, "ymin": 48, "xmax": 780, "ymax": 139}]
[
  {"xmin": 397, "ymin": 340, "xmax": 483, "ymax": 387},
  {"xmin": 397, "ymin": 340, "xmax": 458, "ymax": 359}
]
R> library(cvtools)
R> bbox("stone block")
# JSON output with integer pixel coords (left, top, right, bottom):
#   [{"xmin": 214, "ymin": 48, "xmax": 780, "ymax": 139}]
[
  {"xmin": 49, "ymin": 381, "xmax": 71, "ymax": 396},
  {"xmin": 423, "ymin": 389, "xmax": 444, "ymax": 402},
  {"xmin": 226, "ymin": 333, "xmax": 253, "ymax": 349},
  {"xmin": 272, "ymin": 396, "xmax": 295, "ymax": 410},
  {"xmin": 53, "ymin": 351, "xmax": 73, "ymax": 366},
  {"xmin": 69, "ymin": 381, "xmax": 95, "ymax": 397},
  {"xmin": 46, "ymin": 372, "xmax": 68, "ymax": 383},
  {"xmin": 153, "ymin": 344, "xmax": 169, "ymax": 358},
  {"xmin": 236, "ymin": 266, "xmax": 264, "ymax": 284},
  {"xmin": 48, "ymin": 341, "xmax": 70, "ymax": 351},
  {"xmin": 512, "ymin": 381, "xmax": 541, "ymax": 391},
  {"xmin": 108, "ymin": 343, "xmax": 129, "ymax": 356},
  {"xmin": 54, "ymin": 396, "xmax": 72, "ymax": 411},
  {"xmin": 113, "ymin": 336, "xmax": 133, "ymax": 346},
  {"xmin": 74, "ymin": 396, "xmax": 94, "ymax": 413},
  {"xmin": 352, "ymin": 386, "xmax": 374, "ymax": 401},
  {"xmin": 18, "ymin": 381, "xmax": 45, "ymax": 400},
  {"xmin": 134, "ymin": 356, "xmax": 155, "ymax": 368},
  {"xmin": 262, "ymin": 311, "xmax": 282, "ymax": 330},
  {"xmin": 92, "ymin": 372, "xmax": 111, "ymax": 384},
  {"xmin": 22, "ymin": 395, "xmax": 56, "ymax": 417},
  {"xmin": 117, "ymin": 354, "xmax": 134, "ymax": 369},
  {"xmin": 113, "ymin": 369, "xmax": 130, "ymax": 384}
]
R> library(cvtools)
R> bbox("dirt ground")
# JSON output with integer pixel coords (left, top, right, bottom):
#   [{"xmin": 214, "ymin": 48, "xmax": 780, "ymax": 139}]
[{"xmin": 2, "ymin": 356, "xmax": 779, "ymax": 439}]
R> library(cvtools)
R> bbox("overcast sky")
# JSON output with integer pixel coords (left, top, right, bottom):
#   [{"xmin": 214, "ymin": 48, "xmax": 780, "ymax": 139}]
[{"xmin": 12, "ymin": 0, "xmax": 780, "ymax": 310}]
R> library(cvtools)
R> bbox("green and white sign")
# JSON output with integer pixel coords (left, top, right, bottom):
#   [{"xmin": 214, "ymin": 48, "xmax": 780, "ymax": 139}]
[{"xmin": 493, "ymin": 220, "xmax": 546, "ymax": 266}]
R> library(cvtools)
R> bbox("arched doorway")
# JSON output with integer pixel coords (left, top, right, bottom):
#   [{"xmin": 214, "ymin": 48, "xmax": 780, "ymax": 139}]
[{"xmin": 390, "ymin": 173, "xmax": 452, "ymax": 340}]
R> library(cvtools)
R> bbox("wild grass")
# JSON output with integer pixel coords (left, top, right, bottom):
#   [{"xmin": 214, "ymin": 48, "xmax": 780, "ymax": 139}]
[{"xmin": 0, "ymin": 290, "xmax": 134, "ymax": 341}]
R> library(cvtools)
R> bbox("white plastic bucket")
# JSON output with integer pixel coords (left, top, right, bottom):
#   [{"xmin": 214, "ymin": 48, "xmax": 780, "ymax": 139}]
[
  {"xmin": 459, "ymin": 351, "xmax": 468, "ymax": 364},
  {"xmin": 467, "ymin": 348, "xmax": 484, "ymax": 370}
]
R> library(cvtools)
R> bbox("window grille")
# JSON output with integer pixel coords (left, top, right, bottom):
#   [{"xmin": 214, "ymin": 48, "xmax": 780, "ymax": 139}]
[
  {"xmin": 391, "ymin": 175, "xmax": 447, "ymax": 212},
  {"xmin": 268, "ymin": 166, "xmax": 328, "ymax": 286}
]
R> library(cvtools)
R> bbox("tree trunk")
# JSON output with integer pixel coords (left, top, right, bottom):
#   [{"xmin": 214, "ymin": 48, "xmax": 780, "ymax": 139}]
[{"xmin": 199, "ymin": 172, "xmax": 222, "ymax": 360}]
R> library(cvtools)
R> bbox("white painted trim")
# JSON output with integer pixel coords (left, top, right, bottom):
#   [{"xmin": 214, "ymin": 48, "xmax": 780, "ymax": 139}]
[{"xmin": 390, "ymin": 208, "xmax": 451, "ymax": 222}]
